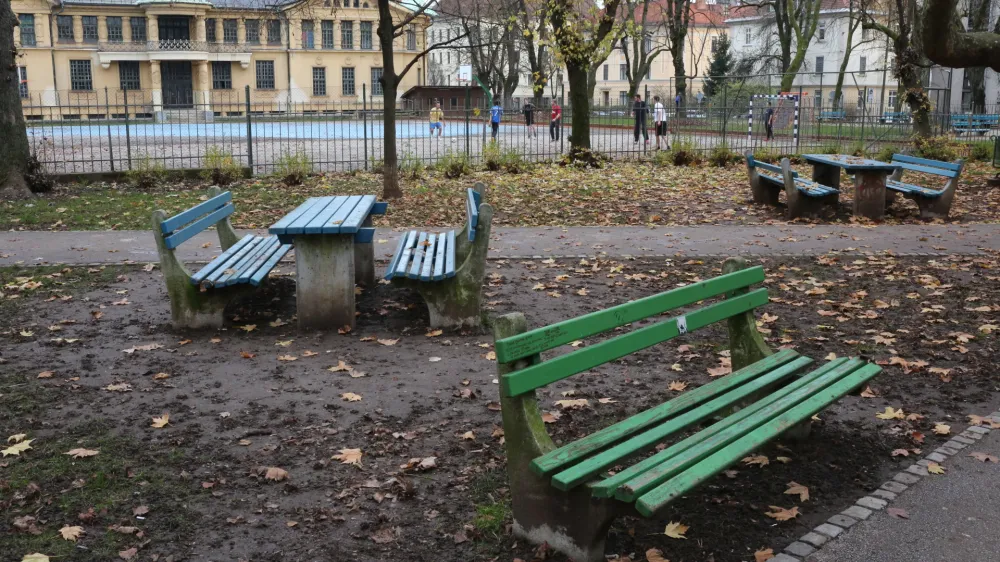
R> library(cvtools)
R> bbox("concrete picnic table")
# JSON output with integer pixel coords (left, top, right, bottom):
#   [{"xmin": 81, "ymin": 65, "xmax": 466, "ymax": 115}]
[
  {"xmin": 269, "ymin": 195, "xmax": 387, "ymax": 330},
  {"xmin": 802, "ymin": 154, "xmax": 900, "ymax": 219}
]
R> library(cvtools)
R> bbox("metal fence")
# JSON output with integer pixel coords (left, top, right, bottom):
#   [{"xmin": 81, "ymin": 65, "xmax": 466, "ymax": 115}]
[{"xmin": 24, "ymin": 79, "xmax": 999, "ymax": 176}]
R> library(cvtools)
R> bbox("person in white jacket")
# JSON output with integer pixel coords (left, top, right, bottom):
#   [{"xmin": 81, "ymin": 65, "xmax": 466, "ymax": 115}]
[{"xmin": 653, "ymin": 96, "xmax": 669, "ymax": 150}]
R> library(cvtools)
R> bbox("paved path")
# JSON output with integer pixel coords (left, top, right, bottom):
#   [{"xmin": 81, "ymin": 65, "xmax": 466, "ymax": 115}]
[
  {"xmin": 807, "ymin": 426, "xmax": 1000, "ymax": 562},
  {"xmin": 1, "ymin": 224, "xmax": 998, "ymax": 266}
]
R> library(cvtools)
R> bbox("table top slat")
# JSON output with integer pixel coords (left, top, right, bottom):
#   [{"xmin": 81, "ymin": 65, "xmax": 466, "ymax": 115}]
[
  {"xmin": 337, "ymin": 195, "xmax": 378, "ymax": 233},
  {"xmin": 287, "ymin": 197, "xmax": 339, "ymax": 235},
  {"xmin": 302, "ymin": 196, "xmax": 352, "ymax": 234},
  {"xmin": 803, "ymin": 154, "xmax": 899, "ymax": 171},
  {"xmin": 269, "ymin": 198, "xmax": 325, "ymax": 234}
]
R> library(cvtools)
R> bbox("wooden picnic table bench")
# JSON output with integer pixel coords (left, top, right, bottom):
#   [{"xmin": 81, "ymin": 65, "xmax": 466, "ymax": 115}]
[
  {"xmin": 745, "ymin": 152, "xmax": 840, "ymax": 218},
  {"xmin": 880, "ymin": 111, "xmax": 910, "ymax": 124},
  {"xmin": 492, "ymin": 258, "xmax": 882, "ymax": 562},
  {"xmin": 152, "ymin": 187, "xmax": 291, "ymax": 328},
  {"xmin": 952, "ymin": 114, "xmax": 999, "ymax": 135},
  {"xmin": 884, "ymin": 154, "xmax": 964, "ymax": 218},
  {"xmin": 385, "ymin": 183, "xmax": 493, "ymax": 328},
  {"xmin": 818, "ymin": 110, "xmax": 846, "ymax": 121}
]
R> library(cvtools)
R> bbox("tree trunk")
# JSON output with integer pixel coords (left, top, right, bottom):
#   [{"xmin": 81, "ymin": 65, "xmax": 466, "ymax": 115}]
[
  {"xmin": 377, "ymin": 1, "xmax": 402, "ymax": 199},
  {"xmin": 567, "ymin": 64, "xmax": 591, "ymax": 149},
  {"xmin": 672, "ymin": 49, "xmax": 686, "ymax": 105},
  {"xmin": 899, "ymin": 59, "xmax": 931, "ymax": 137},
  {"xmin": 0, "ymin": 2, "xmax": 32, "ymax": 201},
  {"xmin": 966, "ymin": 67, "xmax": 987, "ymax": 112}
]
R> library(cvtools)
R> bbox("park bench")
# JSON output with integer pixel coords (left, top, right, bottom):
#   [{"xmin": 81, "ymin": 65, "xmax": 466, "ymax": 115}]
[
  {"xmin": 384, "ymin": 183, "xmax": 493, "ymax": 329},
  {"xmin": 152, "ymin": 187, "xmax": 291, "ymax": 329},
  {"xmin": 818, "ymin": 109, "xmax": 845, "ymax": 121},
  {"xmin": 880, "ymin": 111, "xmax": 910, "ymax": 124},
  {"xmin": 745, "ymin": 153, "xmax": 840, "ymax": 218},
  {"xmin": 884, "ymin": 153, "xmax": 964, "ymax": 219},
  {"xmin": 952, "ymin": 114, "xmax": 999, "ymax": 135},
  {"xmin": 492, "ymin": 258, "xmax": 882, "ymax": 562}
]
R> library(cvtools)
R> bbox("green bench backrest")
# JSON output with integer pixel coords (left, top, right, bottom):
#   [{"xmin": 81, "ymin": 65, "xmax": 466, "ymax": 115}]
[{"xmin": 495, "ymin": 267, "xmax": 768, "ymax": 396}]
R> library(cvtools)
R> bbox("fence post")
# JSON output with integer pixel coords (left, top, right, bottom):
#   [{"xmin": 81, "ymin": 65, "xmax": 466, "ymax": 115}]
[
  {"xmin": 721, "ymin": 86, "xmax": 727, "ymax": 145},
  {"xmin": 797, "ymin": 84, "xmax": 803, "ymax": 153},
  {"xmin": 105, "ymin": 87, "xmax": 115, "ymax": 172},
  {"xmin": 245, "ymin": 85, "xmax": 253, "ymax": 173},
  {"xmin": 123, "ymin": 89, "xmax": 132, "ymax": 170},
  {"xmin": 560, "ymin": 83, "xmax": 565, "ymax": 154},
  {"xmin": 465, "ymin": 84, "xmax": 470, "ymax": 157},
  {"xmin": 362, "ymin": 83, "xmax": 368, "ymax": 171}
]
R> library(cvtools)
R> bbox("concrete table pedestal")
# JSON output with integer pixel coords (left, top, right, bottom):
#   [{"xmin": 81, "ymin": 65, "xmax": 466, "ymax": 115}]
[
  {"xmin": 803, "ymin": 154, "xmax": 899, "ymax": 221},
  {"xmin": 853, "ymin": 171, "xmax": 888, "ymax": 219},
  {"xmin": 295, "ymin": 235, "xmax": 356, "ymax": 330}
]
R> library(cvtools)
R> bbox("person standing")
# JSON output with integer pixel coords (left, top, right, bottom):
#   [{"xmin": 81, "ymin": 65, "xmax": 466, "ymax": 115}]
[
  {"xmin": 523, "ymin": 101, "xmax": 536, "ymax": 138},
  {"xmin": 550, "ymin": 100, "xmax": 562, "ymax": 142},
  {"xmin": 653, "ymin": 95, "xmax": 668, "ymax": 150},
  {"xmin": 674, "ymin": 93, "xmax": 682, "ymax": 110},
  {"xmin": 429, "ymin": 101, "xmax": 444, "ymax": 138},
  {"xmin": 632, "ymin": 94, "xmax": 648, "ymax": 145},
  {"xmin": 490, "ymin": 100, "xmax": 502, "ymax": 141},
  {"xmin": 764, "ymin": 101, "xmax": 775, "ymax": 141}
]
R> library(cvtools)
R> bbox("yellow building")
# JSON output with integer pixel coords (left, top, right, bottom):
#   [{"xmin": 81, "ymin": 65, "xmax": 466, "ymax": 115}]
[{"xmin": 13, "ymin": 0, "xmax": 430, "ymax": 121}]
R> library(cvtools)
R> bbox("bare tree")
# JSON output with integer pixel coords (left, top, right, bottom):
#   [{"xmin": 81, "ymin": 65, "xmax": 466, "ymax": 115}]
[
  {"xmin": 620, "ymin": 0, "xmax": 671, "ymax": 99},
  {"xmin": 438, "ymin": 0, "xmax": 521, "ymax": 104},
  {"xmin": 519, "ymin": 0, "xmax": 552, "ymax": 104},
  {"xmin": 832, "ymin": 0, "xmax": 867, "ymax": 108},
  {"xmin": 0, "ymin": 2, "xmax": 33, "ymax": 200},
  {"xmin": 922, "ymin": 0, "xmax": 1000, "ymax": 71},
  {"xmin": 735, "ymin": 0, "xmax": 823, "ymax": 91}
]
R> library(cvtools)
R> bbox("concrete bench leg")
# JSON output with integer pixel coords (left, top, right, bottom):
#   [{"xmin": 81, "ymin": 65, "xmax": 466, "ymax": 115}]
[
  {"xmin": 354, "ymin": 216, "xmax": 376, "ymax": 287},
  {"xmin": 296, "ymin": 235, "xmax": 355, "ymax": 331},
  {"xmin": 853, "ymin": 171, "xmax": 888, "ymax": 219}
]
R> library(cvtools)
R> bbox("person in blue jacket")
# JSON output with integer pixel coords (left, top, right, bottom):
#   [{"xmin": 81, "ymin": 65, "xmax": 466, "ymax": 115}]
[{"xmin": 490, "ymin": 100, "xmax": 502, "ymax": 140}]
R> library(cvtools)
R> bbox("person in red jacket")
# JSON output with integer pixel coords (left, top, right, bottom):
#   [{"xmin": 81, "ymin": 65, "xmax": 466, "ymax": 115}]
[{"xmin": 549, "ymin": 101, "xmax": 562, "ymax": 142}]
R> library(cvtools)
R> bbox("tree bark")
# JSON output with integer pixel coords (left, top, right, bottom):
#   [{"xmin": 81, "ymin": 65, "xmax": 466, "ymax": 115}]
[
  {"xmin": 377, "ymin": 1, "xmax": 402, "ymax": 199},
  {"xmin": 0, "ymin": 1, "xmax": 32, "ymax": 201},
  {"xmin": 567, "ymin": 65, "xmax": 591, "ymax": 149},
  {"xmin": 922, "ymin": 0, "xmax": 1000, "ymax": 72},
  {"xmin": 673, "ymin": 47, "xmax": 686, "ymax": 104}
]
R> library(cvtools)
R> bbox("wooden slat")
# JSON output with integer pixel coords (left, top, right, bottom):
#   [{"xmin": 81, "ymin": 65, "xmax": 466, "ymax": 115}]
[
  {"xmin": 408, "ymin": 232, "xmax": 429, "ymax": 279},
  {"xmin": 337, "ymin": 195, "xmax": 377, "ymax": 233},
  {"xmin": 235, "ymin": 237, "xmax": 287, "ymax": 284},
  {"xmin": 593, "ymin": 358, "xmax": 853, "ymax": 499},
  {"xmin": 892, "ymin": 154, "xmax": 962, "ymax": 171},
  {"xmin": 466, "ymin": 188, "xmax": 479, "ymax": 242},
  {"xmin": 354, "ymin": 227, "xmax": 376, "ymax": 243},
  {"xmin": 319, "ymin": 194, "xmax": 364, "ymax": 234},
  {"xmin": 286, "ymin": 196, "xmax": 337, "ymax": 234},
  {"xmin": 215, "ymin": 237, "xmax": 279, "ymax": 287},
  {"xmin": 249, "ymin": 244, "xmax": 292, "ymax": 287},
  {"xmin": 190, "ymin": 234, "xmax": 255, "ymax": 285},
  {"xmin": 371, "ymin": 201, "xmax": 389, "ymax": 215},
  {"xmin": 269, "ymin": 197, "xmax": 325, "ymax": 234},
  {"xmin": 393, "ymin": 231, "xmax": 419, "ymax": 277},
  {"xmin": 419, "ymin": 233, "xmax": 437, "ymax": 280},
  {"xmin": 635, "ymin": 363, "xmax": 882, "ymax": 517},
  {"xmin": 161, "ymin": 191, "xmax": 231, "ymax": 234},
  {"xmin": 495, "ymin": 267, "xmax": 766, "ymax": 363},
  {"xmin": 529, "ymin": 349, "xmax": 800, "ymax": 477},
  {"xmin": 432, "ymin": 231, "xmax": 448, "ymax": 281},
  {"xmin": 551, "ymin": 356, "xmax": 814, "ymax": 490},
  {"xmin": 894, "ymin": 162, "xmax": 959, "ymax": 178},
  {"xmin": 302, "ymin": 196, "xmax": 352, "ymax": 234},
  {"xmin": 384, "ymin": 233, "xmax": 411, "ymax": 280},
  {"xmin": 163, "ymin": 205, "xmax": 234, "ymax": 250},
  {"xmin": 200, "ymin": 236, "xmax": 267, "ymax": 286},
  {"xmin": 444, "ymin": 230, "xmax": 457, "ymax": 277},
  {"xmin": 220, "ymin": 237, "xmax": 281, "ymax": 287},
  {"xmin": 753, "ymin": 161, "xmax": 784, "ymax": 175}
]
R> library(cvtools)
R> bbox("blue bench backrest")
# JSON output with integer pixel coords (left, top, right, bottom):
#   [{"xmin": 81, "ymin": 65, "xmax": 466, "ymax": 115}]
[
  {"xmin": 160, "ymin": 191, "xmax": 235, "ymax": 250},
  {"xmin": 746, "ymin": 154, "xmax": 798, "ymax": 178},
  {"xmin": 891, "ymin": 154, "xmax": 961, "ymax": 178},
  {"xmin": 466, "ymin": 187, "xmax": 481, "ymax": 242}
]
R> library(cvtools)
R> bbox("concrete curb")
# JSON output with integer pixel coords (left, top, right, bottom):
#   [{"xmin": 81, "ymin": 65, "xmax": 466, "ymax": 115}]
[{"xmin": 772, "ymin": 412, "xmax": 1000, "ymax": 562}]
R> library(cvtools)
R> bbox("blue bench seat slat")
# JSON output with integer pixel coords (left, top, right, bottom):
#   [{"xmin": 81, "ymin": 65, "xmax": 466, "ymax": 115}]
[
  {"xmin": 161, "ymin": 192, "xmax": 232, "ymax": 234},
  {"xmin": 214, "ymin": 237, "xmax": 278, "ymax": 287},
  {"xmin": 384, "ymin": 233, "xmax": 411, "ymax": 280},
  {"xmin": 419, "ymin": 234, "xmax": 438, "ymax": 280},
  {"xmin": 892, "ymin": 162, "xmax": 960, "ymax": 178},
  {"xmin": 201, "ymin": 236, "xmax": 271, "ymax": 286},
  {"xmin": 237, "ymin": 239, "xmax": 289, "ymax": 284},
  {"xmin": 222, "ymin": 237, "xmax": 282, "ymax": 287},
  {"xmin": 793, "ymin": 178, "xmax": 839, "ymax": 197},
  {"xmin": 394, "ymin": 231, "xmax": 419, "ymax": 278},
  {"xmin": 886, "ymin": 180, "xmax": 944, "ymax": 198},
  {"xmin": 444, "ymin": 230, "xmax": 457, "ymax": 278},
  {"xmin": 759, "ymin": 173, "xmax": 783, "ymax": 185},
  {"xmin": 433, "ymin": 232, "xmax": 448, "ymax": 281},
  {"xmin": 249, "ymin": 244, "xmax": 292, "ymax": 287},
  {"xmin": 163, "ymin": 204, "xmax": 235, "ymax": 250},
  {"xmin": 302, "ymin": 196, "xmax": 352, "ymax": 234},
  {"xmin": 467, "ymin": 189, "xmax": 479, "ymax": 242},
  {"xmin": 337, "ymin": 195, "xmax": 377, "ymax": 234},
  {"xmin": 408, "ymin": 232, "xmax": 429, "ymax": 279},
  {"xmin": 191, "ymin": 234, "xmax": 256, "ymax": 285}
]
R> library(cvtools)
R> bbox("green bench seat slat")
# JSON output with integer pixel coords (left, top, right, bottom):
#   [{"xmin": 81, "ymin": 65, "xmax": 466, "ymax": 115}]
[
  {"xmin": 163, "ymin": 205, "xmax": 234, "ymax": 250},
  {"xmin": 496, "ymin": 267, "xmax": 766, "ymax": 363},
  {"xmin": 528, "ymin": 348, "xmax": 801, "ymax": 477},
  {"xmin": 551, "ymin": 355, "xmax": 814, "ymax": 490},
  {"xmin": 501, "ymin": 288, "xmax": 770, "ymax": 397},
  {"xmin": 634, "ymin": 362, "xmax": 882, "ymax": 517},
  {"xmin": 611, "ymin": 358, "xmax": 861, "ymax": 502},
  {"xmin": 160, "ymin": 191, "xmax": 232, "ymax": 234}
]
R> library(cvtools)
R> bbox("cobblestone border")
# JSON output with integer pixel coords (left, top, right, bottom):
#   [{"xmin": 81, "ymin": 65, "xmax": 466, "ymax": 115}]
[{"xmin": 771, "ymin": 411, "xmax": 1000, "ymax": 562}]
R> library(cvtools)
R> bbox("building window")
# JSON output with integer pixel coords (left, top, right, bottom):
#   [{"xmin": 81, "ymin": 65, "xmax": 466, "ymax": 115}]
[
  {"xmin": 119, "ymin": 61, "xmax": 141, "ymax": 90},
  {"xmin": 70, "ymin": 60, "xmax": 93, "ymax": 91},
  {"xmin": 246, "ymin": 19, "xmax": 260, "ymax": 44},
  {"xmin": 267, "ymin": 19, "xmax": 281, "ymax": 45},
  {"xmin": 814, "ymin": 56, "xmax": 824, "ymax": 74},
  {"xmin": 223, "ymin": 19, "xmax": 238, "ymax": 44},
  {"xmin": 212, "ymin": 61, "xmax": 232, "ymax": 89},
  {"xmin": 18, "ymin": 66, "xmax": 28, "ymax": 98},
  {"xmin": 321, "ymin": 20, "xmax": 334, "ymax": 48},
  {"xmin": 371, "ymin": 67, "xmax": 383, "ymax": 95},
  {"xmin": 360, "ymin": 21, "xmax": 372, "ymax": 49},
  {"xmin": 711, "ymin": 37, "xmax": 718, "ymax": 53},
  {"xmin": 643, "ymin": 34, "xmax": 652, "ymax": 54},
  {"xmin": 82, "ymin": 16, "xmax": 97, "ymax": 43},
  {"xmin": 57, "ymin": 15, "xmax": 73, "ymax": 42},
  {"xmin": 341, "ymin": 21, "xmax": 353, "ymax": 49},
  {"xmin": 342, "ymin": 67, "xmax": 355, "ymax": 95},
  {"xmin": 818, "ymin": 22, "xmax": 826, "ymax": 41},
  {"xmin": 814, "ymin": 89, "xmax": 822, "ymax": 104},
  {"xmin": 859, "ymin": 56, "xmax": 866, "ymax": 76},
  {"xmin": 18, "ymin": 15, "xmax": 35, "ymax": 47},
  {"xmin": 130, "ymin": 17, "xmax": 146, "ymax": 42},
  {"xmin": 256, "ymin": 60, "xmax": 275, "ymax": 89},
  {"xmin": 302, "ymin": 20, "xmax": 315, "ymax": 49},
  {"xmin": 446, "ymin": 52, "xmax": 450, "ymax": 64},
  {"xmin": 619, "ymin": 91, "xmax": 628, "ymax": 105},
  {"xmin": 647, "ymin": 66, "xmax": 651, "ymax": 79},
  {"xmin": 313, "ymin": 67, "xmax": 326, "ymax": 95},
  {"xmin": 603, "ymin": 64, "xmax": 608, "ymax": 81},
  {"xmin": 206, "ymin": 19, "xmax": 217, "ymax": 42},
  {"xmin": 106, "ymin": 16, "xmax": 123, "ymax": 43},
  {"xmin": 619, "ymin": 64, "xmax": 627, "ymax": 80},
  {"xmin": 887, "ymin": 89, "xmax": 897, "ymax": 109},
  {"xmin": 406, "ymin": 26, "xmax": 416, "ymax": 50},
  {"xmin": 861, "ymin": 27, "xmax": 870, "ymax": 41},
  {"xmin": 744, "ymin": 27, "xmax": 751, "ymax": 45}
]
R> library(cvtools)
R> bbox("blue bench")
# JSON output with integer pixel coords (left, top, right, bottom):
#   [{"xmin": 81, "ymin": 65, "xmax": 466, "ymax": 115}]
[
  {"xmin": 952, "ymin": 114, "xmax": 999, "ymax": 135},
  {"xmin": 385, "ymin": 184, "xmax": 493, "ymax": 328},
  {"xmin": 746, "ymin": 153, "xmax": 839, "ymax": 217},
  {"xmin": 818, "ymin": 110, "xmax": 845, "ymax": 121},
  {"xmin": 880, "ymin": 111, "xmax": 910, "ymax": 124},
  {"xmin": 152, "ymin": 187, "xmax": 292, "ymax": 328},
  {"xmin": 885, "ymin": 154, "xmax": 964, "ymax": 218}
]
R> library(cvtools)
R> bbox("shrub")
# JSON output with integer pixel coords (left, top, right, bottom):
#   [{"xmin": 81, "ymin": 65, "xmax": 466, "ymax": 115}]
[
  {"xmin": 501, "ymin": 147, "xmax": 530, "ymax": 174},
  {"xmin": 275, "ymin": 151, "xmax": 312, "ymax": 185},
  {"xmin": 847, "ymin": 141, "xmax": 868, "ymax": 158},
  {"xmin": 913, "ymin": 136, "xmax": 958, "ymax": 162},
  {"xmin": 25, "ymin": 154, "xmax": 54, "ymax": 193},
  {"xmin": 667, "ymin": 137, "xmax": 702, "ymax": 166},
  {"xmin": 125, "ymin": 155, "xmax": 167, "ymax": 190},
  {"xmin": 369, "ymin": 157, "xmax": 385, "ymax": 174},
  {"xmin": 399, "ymin": 152, "xmax": 424, "ymax": 179},
  {"xmin": 201, "ymin": 146, "xmax": 244, "ymax": 186},
  {"xmin": 436, "ymin": 151, "xmax": 471, "ymax": 178},
  {"xmin": 874, "ymin": 145, "xmax": 901, "ymax": 163},
  {"xmin": 483, "ymin": 142, "xmax": 502, "ymax": 171},
  {"xmin": 752, "ymin": 148, "xmax": 780, "ymax": 164},
  {"xmin": 559, "ymin": 147, "xmax": 610, "ymax": 169},
  {"xmin": 708, "ymin": 143, "xmax": 739, "ymax": 167},
  {"xmin": 968, "ymin": 140, "xmax": 994, "ymax": 162},
  {"xmin": 817, "ymin": 142, "xmax": 841, "ymax": 155}
]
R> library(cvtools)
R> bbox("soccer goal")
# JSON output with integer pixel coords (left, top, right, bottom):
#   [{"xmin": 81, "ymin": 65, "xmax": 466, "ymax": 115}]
[{"xmin": 747, "ymin": 94, "xmax": 800, "ymax": 145}]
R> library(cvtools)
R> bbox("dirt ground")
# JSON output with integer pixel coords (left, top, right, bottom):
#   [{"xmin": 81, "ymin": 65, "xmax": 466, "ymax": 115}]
[{"xmin": 2, "ymin": 253, "xmax": 1000, "ymax": 562}]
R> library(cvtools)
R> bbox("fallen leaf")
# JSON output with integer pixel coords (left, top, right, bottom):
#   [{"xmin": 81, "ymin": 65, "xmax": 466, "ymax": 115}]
[
  {"xmin": 663, "ymin": 521, "xmax": 688, "ymax": 539},
  {"xmin": 645, "ymin": 548, "xmax": 669, "ymax": 562},
  {"xmin": 555, "ymin": 398, "xmax": 589, "ymax": 409},
  {"xmin": 742, "ymin": 455, "xmax": 769, "ymax": 467},
  {"xmin": 754, "ymin": 549, "xmax": 775, "ymax": 562},
  {"xmin": 64, "ymin": 448, "xmax": 99, "ymax": 458},
  {"xmin": 764, "ymin": 505, "xmax": 800, "ymax": 521},
  {"xmin": 425, "ymin": 329, "xmax": 443, "ymax": 337},
  {"xmin": 460, "ymin": 431, "xmax": 475, "ymax": 441},
  {"xmin": 332, "ymin": 448, "xmax": 363, "ymax": 466},
  {"xmin": 969, "ymin": 451, "xmax": 999, "ymax": 463},
  {"xmin": 891, "ymin": 448, "xmax": 910, "ymax": 457},
  {"xmin": 269, "ymin": 319, "xmax": 288, "ymax": 327},
  {"xmin": 927, "ymin": 462, "xmax": 946, "ymax": 475},
  {"xmin": 329, "ymin": 361, "xmax": 352, "ymax": 372},
  {"xmin": 277, "ymin": 355, "xmax": 297, "ymax": 362},
  {"xmin": 7, "ymin": 434, "xmax": 26, "ymax": 444},
  {"xmin": 887, "ymin": 507, "xmax": 910, "ymax": 519},
  {"xmin": 876, "ymin": 406, "xmax": 905, "ymax": 420},
  {"xmin": 264, "ymin": 467, "xmax": 289, "ymax": 481},
  {"xmin": 933, "ymin": 423, "xmax": 951, "ymax": 435},
  {"xmin": 784, "ymin": 481, "xmax": 809, "ymax": 502},
  {"xmin": 341, "ymin": 392, "xmax": 362, "ymax": 402},
  {"xmin": 103, "ymin": 383, "xmax": 132, "ymax": 392},
  {"xmin": 59, "ymin": 525, "xmax": 84, "ymax": 541},
  {"xmin": 132, "ymin": 505, "xmax": 149, "ymax": 516},
  {"xmin": 22, "ymin": 555, "xmax": 50, "ymax": 562},
  {"xmin": 37, "ymin": 371, "xmax": 54, "ymax": 379},
  {"xmin": 668, "ymin": 380, "xmax": 688, "ymax": 392},
  {"xmin": 338, "ymin": 325, "xmax": 352, "ymax": 335},
  {"xmin": 151, "ymin": 414, "xmax": 170, "ymax": 428},
  {"xmin": 377, "ymin": 338, "xmax": 399, "ymax": 346},
  {"xmin": 119, "ymin": 547, "xmax": 137, "ymax": 560},
  {"xmin": 860, "ymin": 386, "xmax": 878, "ymax": 398},
  {"xmin": 239, "ymin": 324, "xmax": 257, "ymax": 333}
]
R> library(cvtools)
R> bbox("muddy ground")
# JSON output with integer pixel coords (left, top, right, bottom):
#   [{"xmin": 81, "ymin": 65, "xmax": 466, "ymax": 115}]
[{"xmin": 2, "ymin": 253, "xmax": 999, "ymax": 562}]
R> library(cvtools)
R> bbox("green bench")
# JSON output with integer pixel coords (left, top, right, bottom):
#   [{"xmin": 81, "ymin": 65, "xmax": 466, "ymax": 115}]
[
  {"xmin": 746, "ymin": 153, "xmax": 840, "ymax": 218},
  {"xmin": 492, "ymin": 258, "xmax": 881, "ymax": 562}
]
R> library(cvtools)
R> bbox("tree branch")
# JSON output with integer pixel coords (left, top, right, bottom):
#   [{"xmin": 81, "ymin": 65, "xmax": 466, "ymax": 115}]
[
  {"xmin": 397, "ymin": 32, "xmax": 472, "ymax": 80},
  {"xmin": 922, "ymin": 0, "xmax": 1000, "ymax": 71}
]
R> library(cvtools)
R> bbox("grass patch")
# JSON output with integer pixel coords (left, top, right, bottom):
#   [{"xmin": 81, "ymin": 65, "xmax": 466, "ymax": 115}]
[
  {"xmin": 0, "ymin": 265, "xmax": 125, "ymax": 320},
  {"xmin": 0, "ymin": 419, "xmax": 198, "ymax": 561},
  {"xmin": 469, "ymin": 468, "xmax": 511, "ymax": 541}
]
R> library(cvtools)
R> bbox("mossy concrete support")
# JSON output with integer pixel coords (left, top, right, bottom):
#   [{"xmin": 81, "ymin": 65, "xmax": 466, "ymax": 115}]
[
  {"xmin": 746, "ymin": 152, "xmax": 780, "ymax": 205},
  {"xmin": 723, "ymin": 257, "xmax": 773, "ymax": 372},
  {"xmin": 784, "ymin": 158, "xmax": 839, "ymax": 219},
  {"xmin": 354, "ymin": 215, "xmax": 376, "ymax": 287},
  {"xmin": 296, "ymin": 234, "xmax": 356, "ymax": 331},
  {"xmin": 151, "ymin": 187, "xmax": 246, "ymax": 329},
  {"xmin": 494, "ymin": 313, "xmax": 635, "ymax": 562}
]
